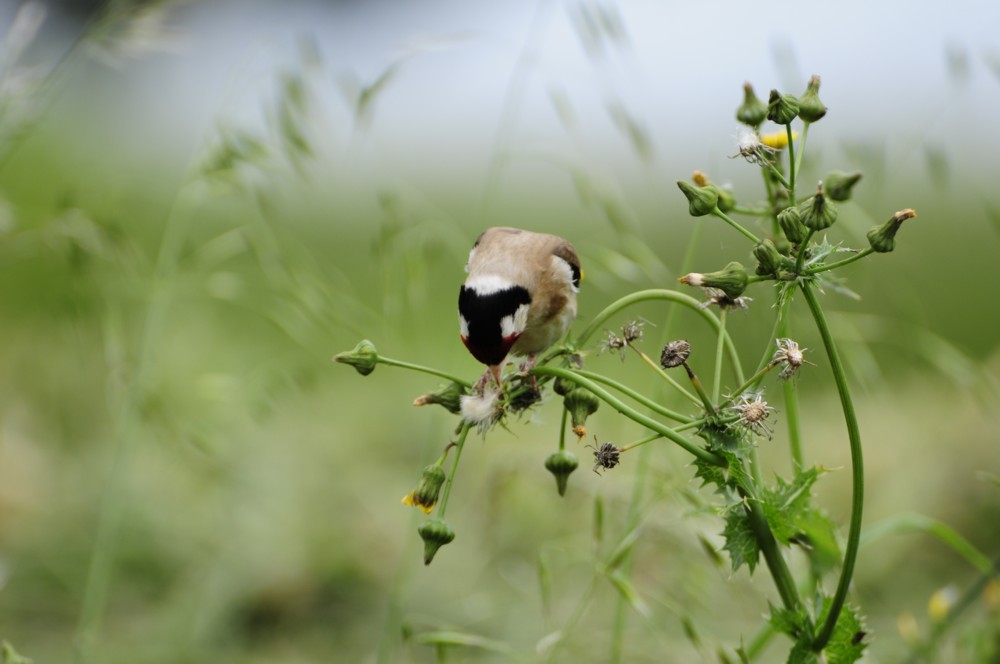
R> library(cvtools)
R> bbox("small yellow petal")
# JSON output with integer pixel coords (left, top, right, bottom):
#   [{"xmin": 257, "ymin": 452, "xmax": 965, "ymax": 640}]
[
  {"xmin": 928, "ymin": 586, "xmax": 957, "ymax": 622},
  {"xmin": 760, "ymin": 130, "xmax": 798, "ymax": 149},
  {"xmin": 401, "ymin": 492, "xmax": 435, "ymax": 514},
  {"xmin": 896, "ymin": 612, "xmax": 919, "ymax": 642}
]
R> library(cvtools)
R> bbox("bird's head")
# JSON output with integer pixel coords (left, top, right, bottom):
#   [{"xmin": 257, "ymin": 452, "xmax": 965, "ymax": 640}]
[{"xmin": 458, "ymin": 274, "xmax": 531, "ymax": 367}]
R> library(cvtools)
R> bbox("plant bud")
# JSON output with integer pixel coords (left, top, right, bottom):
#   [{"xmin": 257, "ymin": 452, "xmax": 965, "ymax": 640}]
[
  {"xmin": 413, "ymin": 382, "xmax": 466, "ymax": 414},
  {"xmin": 402, "ymin": 464, "xmax": 447, "ymax": 514},
  {"xmin": 334, "ymin": 339, "xmax": 378, "ymax": 376},
  {"xmin": 418, "ymin": 518, "xmax": 456, "ymax": 565},
  {"xmin": 553, "ymin": 376, "xmax": 576, "ymax": 397},
  {"xmin": 736, "ymin": 82, "xmax": 768, "ymax": 128},
  {"xmin": 564, "ymin": 387, "xmax": 600, "ymax": 435},
  {"xmin": 753, "ymin": 239, "xmax": 784, "ymax": 276},
  {"xmin": 867, "ymin": 208, "xmax": 916, "ymax": 253},
  {"xmin": 797, "ymin": 75, "xmax": 827, "ymax": 122},
  {"xmin": 767, "ymin": 89, "xmax": 799, "ymax": 125},
  {"xmin": 799, "ymin": 184, "xmax": 838, "ymax": 231},
  {"xmin": 677, "ymin": 180, "xmax": 718, "ymax": 217},
  {"xmin": 660, "ymin": 340, "xmax": 691, "ymax": 368},
  {"xmin": 691, "ymin": 171, "xmax": 735, "ymax": 213},
  {"xmin": 680, "ymin": 262, "xmax": 749, "ymax": 299},
  {"xmin": 545, "ymin": 449, "xmax": 579, "ymax": 496},
  {"xmin": 777, "ymin": 205, "xmax": 808, "ymax": 244},
  {"xmin": 824, "ymin": 171, "xmax": 863, "ymax": 202}
]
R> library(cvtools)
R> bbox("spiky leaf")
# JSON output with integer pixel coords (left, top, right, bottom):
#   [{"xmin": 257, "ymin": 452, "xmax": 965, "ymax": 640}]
[{"xmin": 722, "ymin": 506, "xmax": 760, "ymax": 573}]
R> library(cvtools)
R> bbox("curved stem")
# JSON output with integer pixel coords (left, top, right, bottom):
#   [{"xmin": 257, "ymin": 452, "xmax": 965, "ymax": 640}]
[
  {"xmin": 800, "ymin": 283, "xmax": 864, "ymax": 651},
  {"xmin": 776, "ymin": 303, "xmax": 804, "ymax": 470},
  {"xmin": 530, "ymin": 366, "xmax": 724, "ymax": 466},
  {"xmin": 573, "ymin": 369, "xmax": 695, "ymax": 423},
  {"xmin": 785, "ymin": 124, "xmax": 797, "ymax": 205},
  {"xmin": 376, "ymin": 355, "xmax": 472, "ymax": 389},
  {"xmin": 573, "ymin": 289, "xmax": 742, "ymax": 384},
  {"xmin": 628, "ymin": 346, "xmax": 701, "ymax": 407},
  {"xmin": 712, "ymin": 310, "xmax": 727, "ymax": 403},
  {"xmin": 807, "ymin": 247, "xmax": 873, "ymax": 275}
]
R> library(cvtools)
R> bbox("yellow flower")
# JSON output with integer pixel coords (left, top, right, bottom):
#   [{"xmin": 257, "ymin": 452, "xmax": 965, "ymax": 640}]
[
  {"xmin": 928, "ymin": 585, "xmax": 957, "ymax": 622},
  {"xmin": 760, "ymin": 130, "xmax": 798, "ymax": 149},
  {"xmin": 401, "ymin": 464, "xmax": 447, "ymax": 514}
]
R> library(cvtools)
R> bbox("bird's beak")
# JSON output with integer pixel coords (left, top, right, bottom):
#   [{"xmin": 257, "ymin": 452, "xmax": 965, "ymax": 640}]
[{"xmin": 489, "ymin": 364, "xmax": 503, "ymax": 388}]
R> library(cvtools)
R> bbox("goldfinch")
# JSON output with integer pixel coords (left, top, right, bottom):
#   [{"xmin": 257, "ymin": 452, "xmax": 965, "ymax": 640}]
[{"xmin": 459, "ymin": 227, "xmax": 581, "ymax": 386}]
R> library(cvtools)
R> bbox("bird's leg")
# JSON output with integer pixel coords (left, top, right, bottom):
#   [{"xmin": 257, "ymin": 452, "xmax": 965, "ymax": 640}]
[
  {"xmin": 518, "ymin": 354, "xmax": 540, "ymax": 392},
  {"xmin": 474, "ymin": 364, "xmax": 504, "ymax": 394}
]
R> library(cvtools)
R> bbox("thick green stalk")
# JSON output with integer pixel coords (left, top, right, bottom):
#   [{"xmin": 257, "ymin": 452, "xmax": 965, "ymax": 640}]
[
  {"xmin": 629, "ymin": 347, "xmax": 701, "ymax": 407},
  {"xmin": 785, "ymin": 124, "xmax": 797, "ymax": 205},
  {"xmin": 711, "ymin": 208, "xmax": 761, "ymax": 244},
  {"xmin": 530, "ymin": 366, "xmax": 724, "ymax": 466},
  {"xmin": 800, "ymin": 283, "xmax": 864, "ymax": 651},
  {"xmin": 807, "ymin": 247, "xmax": 873, "ymax": 275},
  {"xmin": 745, "ymin": 496, "xmax": 802, "ymax": 613},
  {"xmin": 776, "ymin": 307, "xmax": 804, "ymax": 469},
  {"xmin": 573, "ymin": 369, "xmax": 694, "ymax": 423},
  {"xmin": 376, "ymin": 355, "xmax": 472, "ymax": 389},
  {"xmin": 712, "ymin": 309, "xmax": 727, "ymax": 403}
]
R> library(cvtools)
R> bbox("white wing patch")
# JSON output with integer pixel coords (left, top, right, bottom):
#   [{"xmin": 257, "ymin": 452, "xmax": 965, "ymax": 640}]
[
  {"xmin": 500, "ymin": 303, "xmax": 530, "ymax": 339},
  {"xmin": 464, "ymin": 246, "xmax": 476, "ymax": 273},
  {"xmin": 459, "ymin": 314, "xmax": 469, "ymax": 338}
]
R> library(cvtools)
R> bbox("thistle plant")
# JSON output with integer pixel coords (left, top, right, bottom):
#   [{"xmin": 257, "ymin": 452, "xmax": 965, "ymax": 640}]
[{"xmin": 335, "ymin": 76, "xmax": 919, "ymax": 662}]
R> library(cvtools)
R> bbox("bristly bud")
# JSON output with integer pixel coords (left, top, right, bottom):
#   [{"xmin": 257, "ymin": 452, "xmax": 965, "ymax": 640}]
[
  {"xmin": 737, "ymin": 82, "xmax": 768, "ymax": 128},
  {"xmin": 753, "ymin": 239, "xmax": 784, "ymax": 276},
  {"xmin": 777, "ymin": 205, "xmax": 808, "ymax": 244},
  {"xmin": 417, "ymin": 518, "xmax": 456, "ymax": 565},
  {"xmin": 564, "ymin": 387, "xmax": 600, "ymax": 438},
  {"xmin": 588, "ymin": 440, "xmax": 622, "ymax": 474},
  {"xmin": 867, "ymin": 208, "xmax": 916, "ymax": 253},
  {"xmin": 553, "ymin": 376, "xmax": 576, "ymax": 396},
  {"xmin": 334, "ymin": 339, "xmax": 378, "ymax": 376},
  {"xmin": 545, "ymin": 449, "xmax": 579, "ymax": 496},
  {"xmin": 413, "ymin": 382, "xmax": 466, "ymax": 414},
  {"xmin": 402, "ymin": 464, "xmax": 447, "ymax": 514},
  {"xmin": 660, "ymin": 340, "xmax": 691, "ymax": 368},
  {"xmin": 677, "ymin": 180, "xmax": 719, "ymax": 217},
  {"xmin": 825, "ymin": 171, "xmax": 863, "ymax": 202},
  {"xmin": 799, "ymin": 183, "xmax": 838, "ymax": 231},
  {"xmin": 797, "ymin": 75, "xmax": 827, "ymax": 122},
  {"xmin": 767, "ymin": 89, "xmax": 799, "ymax": 125},
  {"xmin": 680, "ymin": 261, "xmax": 749, "ymax": 299}
]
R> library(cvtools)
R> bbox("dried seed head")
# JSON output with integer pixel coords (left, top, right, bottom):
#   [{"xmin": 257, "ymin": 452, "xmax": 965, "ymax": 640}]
[
  {"xmin": 600, "ymin": 330, "xmax": 628, "ymax": 360},
  {"xmin": 621, "ymin": 319, "xmax": 645, "ymax": 344},
  {"xmin": 459, "ymin": 385, "xmax": 504, "ymax": 433},
  {"xmin": 772, "ymin": 338, "xmax": 807, "ymax": 380},
  {"xmin": 700, "ymin": 288, "xmax": 753, "ymax": 312},
  {"xmin": 660, "ymin": 340, "xmax": 692, "ymax": 368},
  {"xmin": 588, "ymin": 438, "xmax": 622, "ymax": 474},
  {"xmin": 729, "ymin": 391, "xmax": 775, "ymax": 439}
]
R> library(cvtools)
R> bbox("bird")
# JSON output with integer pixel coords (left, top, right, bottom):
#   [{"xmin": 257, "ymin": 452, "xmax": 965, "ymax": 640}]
[{"xmin": 458, "ymin": 227, "xmax": 581, "ymax": 388}]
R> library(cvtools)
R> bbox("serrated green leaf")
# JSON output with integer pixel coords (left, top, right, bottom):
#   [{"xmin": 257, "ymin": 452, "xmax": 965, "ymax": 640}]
[
  {"xmin": 820, "ymin": 603, "xmax": 867, "ymax": 664},
  {"xmin": 719, "ymin": 449, "xmax": 754, "ymax": 496},
  {"xmin": 768, "ymin": 603, "xmax": 812, "ymax": 640},
  {"xmin": 692, "ymin": 455, "xmax": 726, "ymax": 491},
  {"xmin": 787, "ymin": 639, "xmax": 819, "ymax": 664},
  {"xmin": 761, "ymin": 467, "xmax": 841, "ymax": 575},
  {"xmin": 722, "ymin": 506, "xmax": 760, "ymax": 573}
]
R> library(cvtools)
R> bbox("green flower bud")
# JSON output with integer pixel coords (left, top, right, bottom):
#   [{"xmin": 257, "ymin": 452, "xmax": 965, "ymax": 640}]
[
  {"xmin": 736, "ymin": 82, "xmax": 768, "ymax": 128},
  {"xmin": 692, "ymin": 171, "xmax": 735, "ymax": 213},
  {"xmin": 799, "ymin": 184, "xmax": 838, "ymax": 231},
  {"xmin": 545, "ymin": 449, "xmax": 579, "ymax": 496},
  {"xmin": 553, "ymin": 376, "xmax": 576, "ymax": 397},
  {"xmin": 824, "ymin": 171, "xmax": 863, "ymax": 202},
  {"xmin": 777, "ymin": 205, "xmax": 808, "ymax": 244},
  {"xmin": 402, "ymin": 464, "xmax": 447, "ymax": 514},
  {"xmin": 680, "ymin": 261, "xmax": 749, "ymax": 299},
  {"xmin": 797, "ymin": 75, "xmax": 827, "ymax": 122},
  {"xmin": 564, "ymin": 387, "xmax": 599, "ymax": 437},
  {"xmin": 417, "ymin": 518, "xmax": 456, "ymax": 565},
  {"xmin": 767, "ymin": 89, "xmax": 799, "ymax": 125},
  {"xmin": 867, "ymin": 208, "xmax": 916, "ymax": 253},
  {"xmin": 412, "ymin": 382, "xmax": 466, "ymax": 414},
  {"xmin": 753, "ymin": 239, "xmax": 784, "ymax": 276},
  {"xmin": 334, "ymin": 339, "xmax": 378, "ymax": 376},
  {"xmin": 677, "ymin": 180, "xmax": 719, "ymax": 217}
]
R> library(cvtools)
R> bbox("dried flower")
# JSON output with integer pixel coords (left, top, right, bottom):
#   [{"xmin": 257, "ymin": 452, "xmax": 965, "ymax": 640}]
[
  {"xmin": 732, "ymin": 127, "xmax": 777, "ymax": 166},
  {"xmin": 600, "ymin": 330, "xmax": 628, "ymax": 360},
  {"xmin": 700, "ymin": 288, "xmax": 753, "ymax": 312},
  {"xmin": 588, "ymin": 440, "xmax": 622, "ymax": 474},
  {"xmin": 660, "ymin": 340, "xmax": 692, "ymax": 369},
  {"xmin": 459, "ymin": 384, "xmax": 504, "ymax": 432},
  {"xmin": 729, "ymin": 391, "xmax": 775, "ymax": 439},
  {"xmin": 771, "ymin": 338, "xmax": 807, "ymax": 380}
]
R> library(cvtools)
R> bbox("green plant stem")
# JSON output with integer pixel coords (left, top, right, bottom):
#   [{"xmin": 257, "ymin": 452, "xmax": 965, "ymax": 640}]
[
  {"xmin": 800, "ymin": 283, "xmax": 864, "ymax": 651},
  {"xmin": 776, "ymin": 310, "xmax": 804, "ymax": 470},
  {"xmin": 794, "ymin": 122, "xmax": 811, "ymax": 181},
  {"xmin": 574, "ymin": 291, "xmax": 741, "ymax": 384},
  {"xmin": 375, "ymin": 355, "xmax": 472, "ymax": 389},
  {"xmin": 530, "ymin": 366, "xmax": 724, "ymax": 467},
  {"xmin": 712, "ymin": 310, "xmax": 727, "ymax": 403},
  {"xmin": 682, "ymin": 363, "xmax": 716, "ymax": 414},
  {"xmin": 711, "ymin": 208, "xmax": 761, "ymax": 244},
  {"xmin": 744, "ymin": 494, "xmax": 802, "ymax": 613},
  {"xmin": 436, "ymin": 423, "xmax": 471, "ymax": 516},
  {"xmin": 794, "ymin": 229, "xmax": 815, "ymax": 274},
  {"xmin": 627, "ymin": 347, "xmax": 701, "ymax": 408},
  {"xmin": 761, "ymin": 159, "xmax": 791, "ymax": 190},
  {"xmin": 722, "ymin": 363, "xmax": 778, "ymax": 406},
  {"xmin": 746, "ymin": 623, "xmax": 777, "ymax": 661},
  {"xmin": 785, "ymin": 124, "xmax": 797, "ymax": 204},
  {"xmin": 573, "ymin": 369, "xmax": 695, "ymax": 423},
  {"xmin": 730, "ymin": 205, "xmax": 772, "ymax": 217},
  {"xmin": 807, "ymin": 247, "xmax": 874, "ymax": 275},
  {"xmin": 558, "ymin": 407, "xmax": 568, "ymax": 451}
]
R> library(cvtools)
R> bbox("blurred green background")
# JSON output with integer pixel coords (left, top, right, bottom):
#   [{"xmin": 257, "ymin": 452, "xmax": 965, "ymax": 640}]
[{"xmin": 1, "ymin": 0, "xmax": 999, "ymax": 662}]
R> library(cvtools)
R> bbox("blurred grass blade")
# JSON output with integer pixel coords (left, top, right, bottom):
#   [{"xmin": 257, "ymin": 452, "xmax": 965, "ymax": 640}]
[
  {"xmin": 607, "ymin": 569, "xmax": 650, "ymax": 618},
  {"xmin": 415, "ymin": 631, "xmax": 517, "ymax": 656}
]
